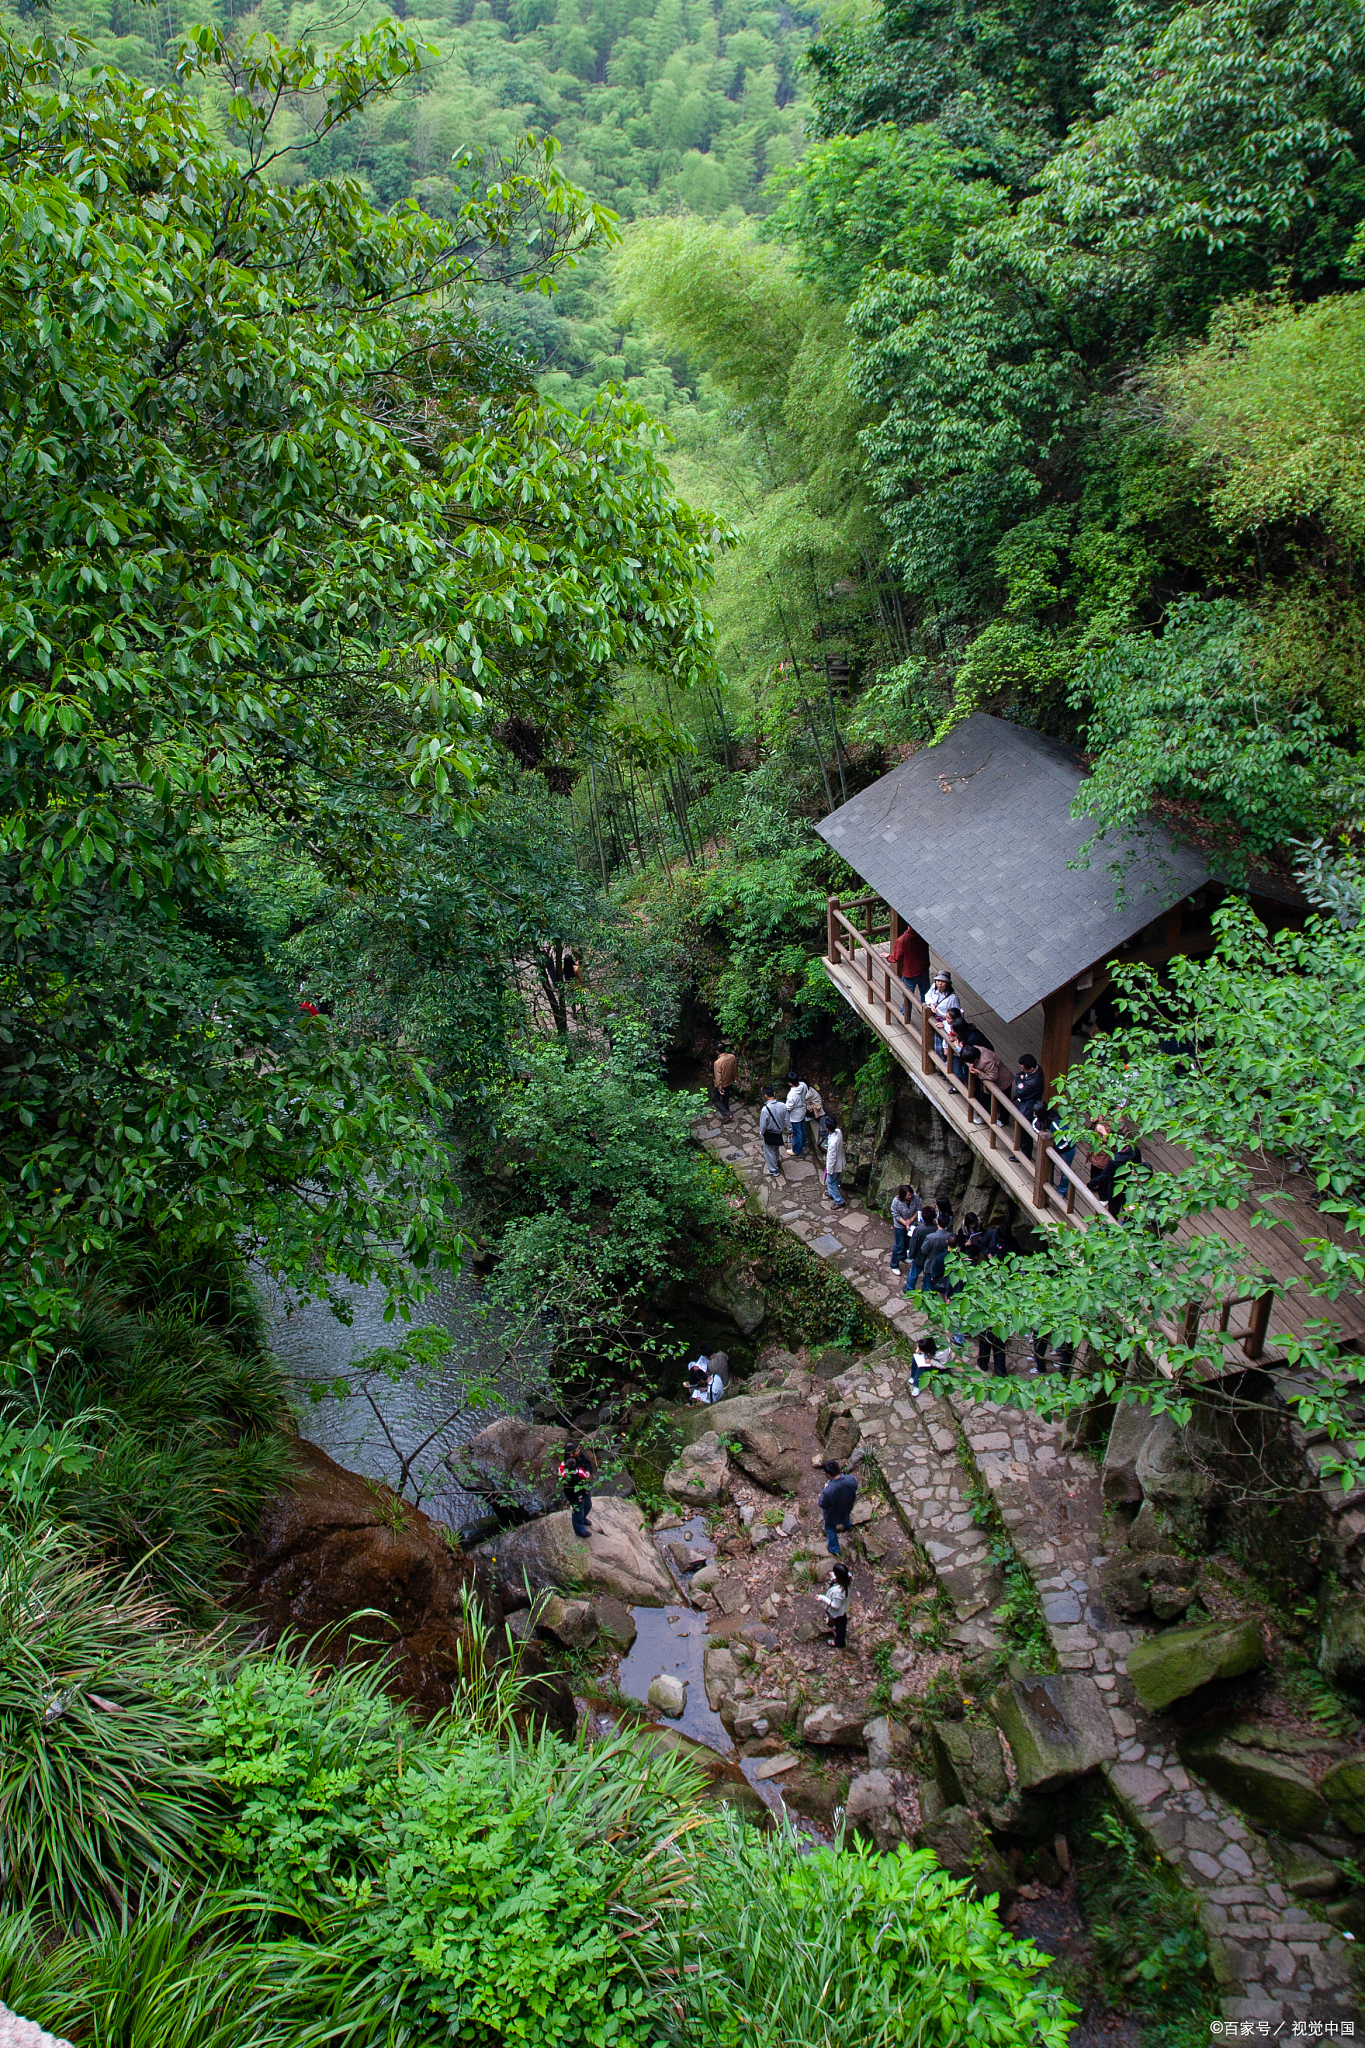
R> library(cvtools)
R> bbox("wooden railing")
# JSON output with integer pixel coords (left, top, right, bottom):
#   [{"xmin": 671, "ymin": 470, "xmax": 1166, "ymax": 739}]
[
  {"xmin": 825, "ymin": 897, "xmax": 1111, "ymax": 1224},
  {"xmin": 827, "ymin": 894, "xmax": 1278, "ymax": 1362}
]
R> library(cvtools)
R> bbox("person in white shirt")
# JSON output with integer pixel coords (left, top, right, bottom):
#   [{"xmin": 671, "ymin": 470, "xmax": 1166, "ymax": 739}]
[
  {"xmin": 822, "ymin": 1117, "xmax": 847, "ymax": 1207},
  {"xmin": 925, "ymin": 972, "xmax": 962, "ymax": 1059},
  {"xmin": 688, "ymin": 1350, "xmax": 731, "ymax": 1403},
  {"xmin": 758, "ymin": 1087, "xmax": 789, "ymax": 1176},
  {"xmin": 910, "ymin": 1333, "xmax": 940, "ymax": 1396},
  {"xmin": 818, "ymin": 1562, "xmax": 851, "ymax": 1648},
  {"xmin": 785, "ymin": 1073, "xmax": 810, "ymax": 1158}
]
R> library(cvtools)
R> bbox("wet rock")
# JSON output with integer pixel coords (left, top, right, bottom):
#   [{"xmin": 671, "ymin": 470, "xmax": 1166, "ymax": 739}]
[
  {"xmin": 663, "ymin": 1431, "xmax": 731, "ymax": 1507},
  {"xmin": 1321, "ymin": 1758, "xmax": 1365, "ymax": 1834},
  {"xmin": 666, "ymin": 1542, "xmax": 708, "ymax": 1574},
  {"xmin": 846, "ymin": 1770, "xmax": 905, "ymax": 1852},
  {"xmin": 449, "ymin": 1417, "xmax": 568, "ymax": 1517},
  {"xmin": 1126, "ymin": 1615, "xmax": 1264, "ymax": 1712},
  {"xmin": 921, "ymin": 1804, "xmax": 1016, "ymax": 1904},
  {"xmin": 729, "ymin": 1410, "xmax": 808, "ymax": 1495},
  {"xmin": 534, "ymin": 1594, "xmax": 598, "ymax": 1650},
  {"xmin": 691, "ymin": 1563, "xmax": 721, "ymax": 1594},
  {"xmin": 488, "ymin": 1498, "xmax": 674, "ymax": 1608},
  {"xmin": 803, "ymin": 1701, "xmax": 869, "ymax": 1746},
  {"xmin": 929, "ymin": 1716, "xmax": 1010, "ymax": 1809},
  {"xmin": 1320, "ymin": 1598, "xmax": 1365, "ymax": 1704},
  {"xmin": 864, "ymin": 1716, "xmax": 910, "ymax": 1771},
  {"xmin": 1103, "ymin": 1400, "xmax": 1160, "ymax": 1505},
  {"xmin": 1179, "ymin": 1732, "xmax": 1328, "ymax": 1836},
  {"xmin": 649, "ymin": 1672, "xmax": 687, "ymax": 1717},
  {"xmin": 587, "ymin": 1595, "xmax": 636, "ymax": 1652},
  {"xmin": 989, "ymin": 1674, "xmax": 1117, "ymax": 1791},
  {"xmin": 246, "ymin": 1439, "xmax": 490, "ymax": 1714},
  {"xmin": 702, "ymin": 1261, "xmax": 767, "ymax": 1338},
  {"xmin": 703, "ymin": 1645, "xmax": 738, "ymax": 1711}
]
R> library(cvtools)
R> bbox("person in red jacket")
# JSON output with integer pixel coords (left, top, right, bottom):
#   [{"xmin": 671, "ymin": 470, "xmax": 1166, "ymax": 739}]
[{"xmin": 889, "ymin": 924, "xmax": 931, "ymax": 1015}]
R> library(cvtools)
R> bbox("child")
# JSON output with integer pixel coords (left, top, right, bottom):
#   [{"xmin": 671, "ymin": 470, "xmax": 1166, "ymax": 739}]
[{"xmin": 818, "ymin": 1562, "xmax": 852, "ymax": 1649}]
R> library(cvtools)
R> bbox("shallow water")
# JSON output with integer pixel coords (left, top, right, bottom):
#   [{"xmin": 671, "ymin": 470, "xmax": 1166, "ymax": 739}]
[{"xmin": 259, "ymin": 1265, "xmax": 524, "ymax": 1527}]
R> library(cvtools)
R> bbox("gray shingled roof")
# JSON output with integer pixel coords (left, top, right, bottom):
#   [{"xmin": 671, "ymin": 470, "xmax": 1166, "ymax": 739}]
[{"xmin": 814, "ymin": 714, "xmax": 1210, "ymax": 1022}]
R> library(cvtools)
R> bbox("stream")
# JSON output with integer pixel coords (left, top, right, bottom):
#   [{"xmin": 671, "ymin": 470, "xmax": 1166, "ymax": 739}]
[{"xmin": 259, "ymin": 1264, "xmax": 522, "ymax": 1528}]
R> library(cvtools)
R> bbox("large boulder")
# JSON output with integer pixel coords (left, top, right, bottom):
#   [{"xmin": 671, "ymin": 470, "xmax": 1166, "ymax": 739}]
[
  {"xmin": 247, "ymin": 1439, "xmax": 490, "ymax": 1714},
  {"xmin": 803, "ymin": 1701, "xmax": 869, "ymax": 1747},
  {"xmin": 449, "ymin": 1416, "xmax": 568, "ymax": 1516},
  {"xmin": 864, "ymin": 1717, "xmax": 911, "ymax": 1771},
  {"xmin": 929, "ymin": 1716, "xmax": 1010, "ymax": 1810},
  {"xmin": 1321, "ymin": 1599, "xmax": 1365, "ymax": 1704},
  {"xmin": 1097, "ymin": 1550, "xmax": 1197, "ymax": 1619},
  {"xmin": 701, "ymin": 1261, "xmax": 767, "ymax": 1338},
  {"xmin": 1126, "ymin": 1615, "xmax": 1264, "ymax": 1712},
  {"xmin": 729, "ymin": 1409, "xmax": 808, "ymax": 1495},
  {"xmin": 846, "ymin": 1770, "xmax": 906, "ymax": 1852},
  {"xmin": 1104, "ymin": 1400, "xmax": 1161, "ymax": 1505},
  {"xmin": 487, "ymin": 1498, "xmax": 674, "ymax": 1608},
  {"xmin": 989, "ymin": 1675, "xmax": 1117, "ymax": 1791},
  {"xmin": 920, "ymin": 1804, "xmax": 1016, "ymax": 1904},
  {"xmin": 588, "ymin": 1595, "xmax": 637, "ymax": 1651},
  {"xmin": 1321, "ymin": 1758, "xmax": 1365, "ymax": 1833},
  {"xmin": 663, "ymin": 1431, "xmax": 731, "ymax": 1507},
  {"xmin": 673, "ymin": 1389, "xmax": 804, "ymax": 1451},
  {"xmin": 534, "ymin": 1593, "xmax": 598, "ymax": 1650},
  {"xmin": 1135, "ymin": 1413, "xmax": 1220, "ymax": 1542},
  {"xmin": 703, "ymin": 1644, "xmax": 739, "ymax": 1712},
  {"xmin": 1179, "ymin": 1733, "xmax": 1328, "ymax": 1836}
]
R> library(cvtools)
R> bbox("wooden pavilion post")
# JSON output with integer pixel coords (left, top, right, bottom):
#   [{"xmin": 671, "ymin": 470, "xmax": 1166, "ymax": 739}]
[
  {"xmin": 1040, "ymin": 979, "xmax": 1076, "ymax": 1092},
  {"xmin": 826, "ymin": 895, "xmax": 840, "ymax": 965}
]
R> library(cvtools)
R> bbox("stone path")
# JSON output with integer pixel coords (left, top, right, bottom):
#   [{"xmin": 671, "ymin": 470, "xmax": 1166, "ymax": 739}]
[{"xmin": 695, "ymin": 1105, "xmax": 1359, "ymax": 2029}]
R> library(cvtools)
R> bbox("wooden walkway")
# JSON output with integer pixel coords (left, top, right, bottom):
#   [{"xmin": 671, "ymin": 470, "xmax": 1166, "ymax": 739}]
[{"xmin": 822, "ymin": 940, "xmax": 1365, "ymax": 1359}]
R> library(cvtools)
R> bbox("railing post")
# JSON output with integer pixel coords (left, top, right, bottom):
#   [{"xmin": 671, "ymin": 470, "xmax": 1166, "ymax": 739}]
[
  {"xmin": 1243, "ymin": 1289, "xmax": 1273, "ymax": 1361},
  {"xmin": 827, "ymin": 896, "xmax": 840, "ymax": 964},
  {"xmin": 920, "ymin": 1003, "xmax": 934, "ymax": 1077},
  {"xmin": 865, "ymin": 931, "xmax": 874, "ymax": 1006},
  {"xmin": 1031, "ymin": 1139, "xmax": 1049, "ymax": 1212}
]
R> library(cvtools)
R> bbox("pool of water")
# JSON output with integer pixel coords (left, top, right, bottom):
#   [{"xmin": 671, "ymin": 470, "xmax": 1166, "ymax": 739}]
[{"xmin": 259, "ymin": 1264, "xmax": 527, "ymax": 1528}]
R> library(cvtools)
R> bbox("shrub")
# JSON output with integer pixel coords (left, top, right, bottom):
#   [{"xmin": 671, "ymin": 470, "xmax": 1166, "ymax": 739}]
[
  {"xmin": 644, "ymin": 1811, "xmax": 1074, "ymax": 2048},
  {"xmin": 204, "ymin": 1640, "xmax": 709, "ymax": 2048},
  {"xmin": 0, "ymin": 1529, "xmax": 215, "ymax": 1928}
]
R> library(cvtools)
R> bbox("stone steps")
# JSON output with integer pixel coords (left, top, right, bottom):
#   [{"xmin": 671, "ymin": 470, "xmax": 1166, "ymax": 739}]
[{"xmin": 692, "ymin": 1108, "xmax": 1360, "ymax": 2028}]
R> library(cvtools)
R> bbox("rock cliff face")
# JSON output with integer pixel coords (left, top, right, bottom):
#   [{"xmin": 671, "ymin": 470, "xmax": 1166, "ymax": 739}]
[{"xmin": 244, "ymin": 1439, "xmax": 572, "ymax": 1729}]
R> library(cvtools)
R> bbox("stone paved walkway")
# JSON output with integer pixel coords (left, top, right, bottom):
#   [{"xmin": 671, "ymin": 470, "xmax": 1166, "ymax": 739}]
[{"xmin": 696, "ymin": 1104, "xmax": 1359, "ymax": 2029}]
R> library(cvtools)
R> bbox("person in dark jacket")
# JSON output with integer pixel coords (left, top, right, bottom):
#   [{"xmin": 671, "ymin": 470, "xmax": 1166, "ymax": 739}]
[
  {"xmin": 819, "ymin": 1460, "xmax": 858, "ymax": 1555},
  {"xmin": 1015, "ymin": 1053, "xmax": 1044, "ymax": 1157},
  {"xmin": 900, "ymin": 1208, "xmax": 933, "ymax": 1293},
  {"xmin": 908, "ymin": 1215, "xmax": 952, "ymax": 1298},
  {"xmin": 1090, "ymin": 1133, "xmax": 1144, "ymax": 1217},
  {"xmin": 558, "ymin": 1444, "xmax": 597, "ymax": 1539}
]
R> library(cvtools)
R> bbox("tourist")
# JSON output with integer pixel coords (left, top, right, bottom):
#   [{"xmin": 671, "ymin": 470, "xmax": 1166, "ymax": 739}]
[
  {"xmin": 907, "ymin": 1209, "xmax": 951, "ymax": 1297},
  {"xmin": 1015, "ymin": 1053, "xmax": 1044, "ymax": 1157},
  {"xmin": 964, "ymin": 1042, "xmax": 1014, "ymax": 1121},
  {"xmin": 889, "ymin": 922, "xmax": 931, "ymax": 1014},
  {"xmin": 1090, "ymin": 1127, "xmax": 1144, "ymax": 1217},
  {"xmin": 785, "ymin": 1071, "xmax": 810, "ymax": 1157},
  {"xmin": 713, "ymin": 1044, "xmax": 738, "ymax": 1122},
  {"xmin": 890, "ymin": 1184, "xmax": 916, "ymax": 1273},
  {"xmin": 901, "ymin": 1206, "xmax": 934, "ymax": 1291},
  {"xmin": 1035, "ymin": 1104, "xmax": 1078, "ymax": 1197},
  {"xmin": 1032, "ymin": 1333, "xmax": 1075, "ymax": 1377},
  {"xmin": 558, "ymin": 1443, "xmax": 596, "ymax": 1539},
  {"xmin": 925, "ymin": 972, "xmax": 962, "ymax": 1056},
  {"xmin": 910, "ymin": 1333, "xmax": 939, "ymax": 1396},
  {"xmin": 687, "ymin": 1350, "xmax": 730, "ymax": 1404},
  {"xmin": 822, "ymin": 1117, "xmax": 847, "ymax": 1207},
  {"xmin": 819, "ymin": 1459, "xmax": 858, "ymax": 1555},
  {"xmin": 758, "ymin": 1086, "xmax": 789, "ymax": 1176},
  {"xmin": 819, "ymin": 1561, "xmax": 852, "ymax": 1649}
]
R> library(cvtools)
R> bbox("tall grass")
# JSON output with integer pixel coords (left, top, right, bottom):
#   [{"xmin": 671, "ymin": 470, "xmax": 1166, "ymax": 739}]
[
  {"xmin": 2, "ymin": 1277, "xmax": 292, "ymax": 1615},
  {"xmin": 0, "ymin": 1528, "xmax": 216, "ymax": 1928},
  {"xmin": 643, "ymin": 1809, "xmax": 1074, "ymax": 2048}
]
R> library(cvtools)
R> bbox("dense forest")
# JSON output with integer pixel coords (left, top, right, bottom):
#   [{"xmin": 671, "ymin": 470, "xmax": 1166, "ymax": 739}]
[{"xmin": 4, "ymin": 0, "xmax": 1365, "ymax": 2034}]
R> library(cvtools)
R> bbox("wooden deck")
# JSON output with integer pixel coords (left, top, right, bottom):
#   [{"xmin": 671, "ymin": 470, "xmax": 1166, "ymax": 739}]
[{"xmin": 823, "ymin": 908, "xmax": 1365, "ymax": 1359}]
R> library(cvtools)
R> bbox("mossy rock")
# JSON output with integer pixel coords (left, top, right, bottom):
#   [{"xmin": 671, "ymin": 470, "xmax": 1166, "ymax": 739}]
[
  {"xmin": 1125, "ymin": 1615, "xmax": 1263, "ymax": 1712},
  {"xmin": 1321, "ymin": 1757, "xmax": 1365, "ymax": 1834},
  {"xmin": 1179, "ymin": 1733, "xmax": 1327, "ymax": 1836}
]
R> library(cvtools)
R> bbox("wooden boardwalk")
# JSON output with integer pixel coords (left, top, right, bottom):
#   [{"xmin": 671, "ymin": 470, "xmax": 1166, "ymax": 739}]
[{"xmin": 822, "ymin": 945, "xmax": 1365, "ymax": 1358}]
